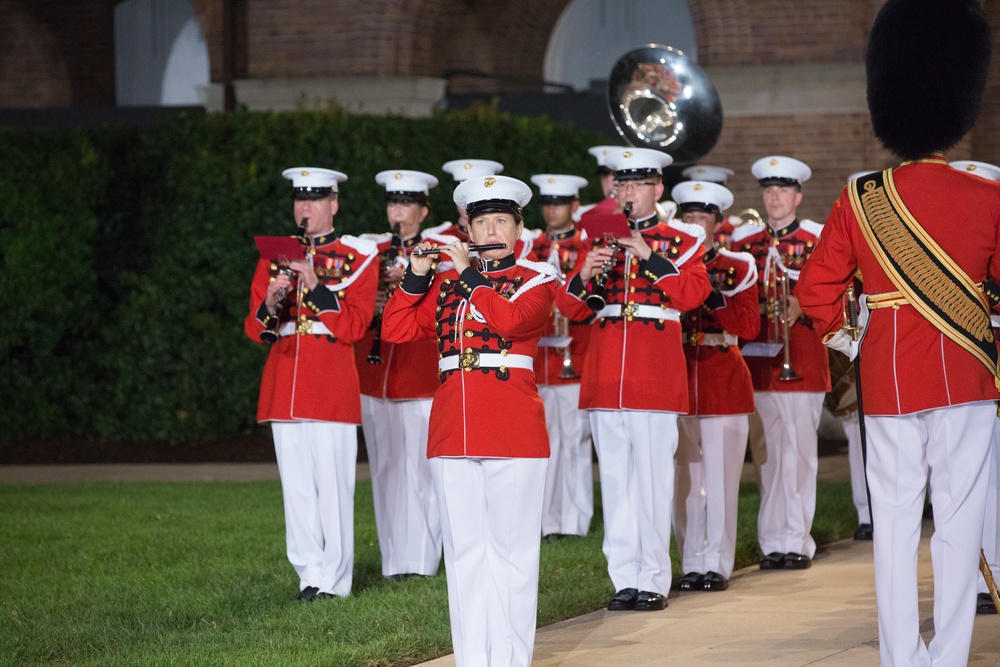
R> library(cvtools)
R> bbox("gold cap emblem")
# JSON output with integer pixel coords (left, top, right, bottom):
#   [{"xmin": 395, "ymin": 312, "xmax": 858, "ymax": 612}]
[
  {"xmin": 623, "ymin": 151, "xmax": 633, "ymax": 158},
  {"xmin": 484, "ymin": 177, "xmax": 496, "ymax": 187},
  {"xmin": 301, "ymin": 170, "xmax": 310, "ymax": 176},
  {"xmin": 769, "ymin": 159, "xmax": 779, "ymax": 166},
  {"xmin": 464, "ymin": 163, "xmax": 472, "ymax": 170},
  {"xmin": 694, "ymin": 183, "xmax": 703, "ymax": 191},
  {"xmin": 394, "ymin": 172, "xmax": 403, "ymax": 179},
  {"xmin": 967, "ymin": 164, "xmax": 978, "ymax": 172},
  {"xmin": 548, "ymin": 177, "xmax": 555, "ymax": 183}
]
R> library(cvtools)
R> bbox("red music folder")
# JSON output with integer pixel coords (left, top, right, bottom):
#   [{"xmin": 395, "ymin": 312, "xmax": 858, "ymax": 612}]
[
  {"xmin": 254, "ymin": 236, "xmax": 307, "ymax": 262},
  {"xmin": 581, "ymin": 213, "xmax": 632, "ymax": 240}
]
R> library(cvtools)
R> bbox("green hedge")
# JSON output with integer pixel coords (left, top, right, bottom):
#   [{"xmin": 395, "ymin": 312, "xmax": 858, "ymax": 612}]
[{"xmin": 0, "ymin": 108, "xmax": 609, "ymax": 442}]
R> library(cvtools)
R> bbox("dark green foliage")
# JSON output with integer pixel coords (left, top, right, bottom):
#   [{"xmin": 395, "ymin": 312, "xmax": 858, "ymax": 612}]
[{"xmin": 0, "ymin": 109, "xmax": 608, "ymax": 442}]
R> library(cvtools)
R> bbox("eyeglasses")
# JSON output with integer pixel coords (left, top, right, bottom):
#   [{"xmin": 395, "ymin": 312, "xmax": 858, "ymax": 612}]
[{"xmin": 615, "ymin": 181, "xmax": 657, "ymax": 192}]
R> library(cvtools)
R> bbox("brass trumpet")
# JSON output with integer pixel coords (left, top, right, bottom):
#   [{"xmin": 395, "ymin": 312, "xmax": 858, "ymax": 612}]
[
  {"xmin": 769, "ymin": 267, "xmax": 803, "ymax": 382},
  {"xmin": 586, "ymin": 202, "xmax": 631, "ymax": 312}
]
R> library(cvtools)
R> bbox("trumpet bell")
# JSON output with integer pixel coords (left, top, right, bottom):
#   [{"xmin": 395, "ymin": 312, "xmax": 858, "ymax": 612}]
[{"xmin": 607, "ymin": 44, "xmax": 723, "ymax": 165}]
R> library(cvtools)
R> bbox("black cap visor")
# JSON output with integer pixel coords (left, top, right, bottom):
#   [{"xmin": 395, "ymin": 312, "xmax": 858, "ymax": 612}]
[{"xmin": 466, "ymin": 198, "xmax": 523, "ymax": 218}]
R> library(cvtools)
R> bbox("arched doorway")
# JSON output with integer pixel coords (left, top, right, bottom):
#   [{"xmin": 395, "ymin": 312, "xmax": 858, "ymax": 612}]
[
  {"xmin": 114, "ymin": 0, "xmax": 209, "ymax": 106},
  {"xmin": 544, "ymin": 0, "xmax": 697, "ymax": 92}
]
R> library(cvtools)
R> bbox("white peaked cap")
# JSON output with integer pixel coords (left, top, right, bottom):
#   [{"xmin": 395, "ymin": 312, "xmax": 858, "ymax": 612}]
[
  {"xmin": 671, "ymin": 180, "xmax": 735, "ymax": 213},
  {"xmin": 951, "ymin": 160, "xmax": 1000, "ymax": 181},
  {"xmin": 453, "ymin": 175, "xmax": 532, "ymax": 217},
  {"xmin": 441, "ymin": 159, "xmax": 504, "ymax": 182},
  {"xmin": 375, "ymin": 170, "xmax": 439, "ymax": 193},
  {"xmin": 605, "ymin": 147, "xmax": 673, "ymax": 177},
  {"xmin": 282, "ymin": 167, "xmax": 348, "ymax": 198},
  {"xmin": 530, "ymin": 174, "xmax": 589, "ymax": 199},
  {"xmin": 681, "ymin": 164, "xmax": 735, "ymax": 184},
  {"xmin": 588, "ymin": 145, "xmax": 623, "ymax": 167},
  {"xmin": 751, "ymin": 156, "xmax": 812, "ymax": 186}
]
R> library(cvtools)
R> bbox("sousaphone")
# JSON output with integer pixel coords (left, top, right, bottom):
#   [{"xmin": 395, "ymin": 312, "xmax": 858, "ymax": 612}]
[{"xmin": 607, "ymin": 44, "xmax": 723, "ymax": 165}]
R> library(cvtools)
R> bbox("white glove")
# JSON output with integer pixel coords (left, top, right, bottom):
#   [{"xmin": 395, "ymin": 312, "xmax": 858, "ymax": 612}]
[{"xmin": 824, "ymin": 294, "xmax": 869, "ymax": 362}]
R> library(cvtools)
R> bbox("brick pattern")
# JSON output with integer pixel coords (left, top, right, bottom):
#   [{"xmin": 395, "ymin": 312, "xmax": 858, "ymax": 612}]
[
  {"xmin": 701, "ymin": 113, "xmax": 972, "ymax": 225},
  {"xmin": 689, "ymin": 0, "xmax": 877, "ymax": 67},
  {"xmin": 0, "ymin": 0, "xmax": 115, "ymax": 107},
  {"xmin": 0, "ymin": 0, "xmax": 996, "ymax": 181}
]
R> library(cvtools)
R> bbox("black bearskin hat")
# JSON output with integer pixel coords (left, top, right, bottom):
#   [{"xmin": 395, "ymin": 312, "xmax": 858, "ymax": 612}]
[{"xmin": 866, "ymin": 0, "xmax": 991, "ymax": 160}]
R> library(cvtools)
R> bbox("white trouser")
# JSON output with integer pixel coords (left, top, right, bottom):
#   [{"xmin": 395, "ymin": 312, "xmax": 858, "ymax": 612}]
[
  {"xmin": 538, "ymin": 384, "xmax": 594, "ymax": 537},
  {"xmin": 754, "ymin": 391, "xmax": 824, "ymax": 557},
  {"xmin": 842, "ymin": 410, "xmax": 872, "ymax": 525},
  {"xmin": 674, "ymin": 414, "xmax": 749, "ymax": 579},
  {"xmin": 431, "ymin": 457, "xmax": 547, "ymax": 667},
  {"xmin": 866, "ymin": 402, "xmax": 995, "ymax": 667},
  {"xmin": 978, "ymin": 417, "xmax": 1000, "ymax": 595},
  {"xmin": 590, "ymin": 410, "xmax": 678, "ymax": 595},
  {"xmin": 272, "ymin": 421, "xmax": 357, "ymax": 596},
  {"xmin": 361, "ymin": 395, "xmax": 441, "ymax": 577}
]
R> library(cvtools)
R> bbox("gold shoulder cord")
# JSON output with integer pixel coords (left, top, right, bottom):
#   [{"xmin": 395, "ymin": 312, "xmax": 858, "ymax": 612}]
[{"xmin": 849, "ymin": 170, "xmax": 1000, "ymax": 390}]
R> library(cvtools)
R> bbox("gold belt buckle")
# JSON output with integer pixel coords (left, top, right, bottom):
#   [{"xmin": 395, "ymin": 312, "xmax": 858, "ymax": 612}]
[
  {"xmin": 623, "ymin": 302, "xmax": 639, "ymax": 317},
  {"xmin": 296, "ymin": 320, "xmax": 313, "ymax": 335},
  {"xmin": 458, "ymin": 350, "xmax": 480, "ymax": 371}
]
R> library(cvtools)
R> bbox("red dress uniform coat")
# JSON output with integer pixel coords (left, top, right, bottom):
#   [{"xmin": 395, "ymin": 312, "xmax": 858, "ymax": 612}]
[
  {"xmin": 245, "ymin": 232, "xmax": 378, "ymax": 424},
  {"xmin": 355, "ymin": 232, "xmax": 450, "ymax": 400},
  {"xmin": 731, "ymin": 219, "xmax": 831, "ymax": 393},
  {"xmin": 530, "ymin": 226, "xmax": 593, "ymax": 386},
  {"xmin": 381, "ymin": 254, "xmax": 558, "ymax": 458},
  {"xmin": 681, "ymin": 248, "xmax": 760, "ymax": 416},
  {"xmin": 796, "ymin": 155, "xmax": 1000, "ymax": 415},
  {"xmin": 560, "ymin": 216, "xmax": 713, "ymax": 412}
]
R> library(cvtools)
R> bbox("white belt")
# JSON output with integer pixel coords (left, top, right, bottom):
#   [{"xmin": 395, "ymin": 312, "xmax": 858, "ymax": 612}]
[
  {"xmin": 685, "ymin": 332, "xmax": 739, "ymax": 347},
  {"xmin": 438, "ymin": 352, "xmax": 534, "ymax": 372},
  {"xmin": 278, "ymin": 321, "xmax": 332, "ymax": 336},
  {"xmin": 596, "ymin": 303, "xmax": 680, "ymax": 321}
]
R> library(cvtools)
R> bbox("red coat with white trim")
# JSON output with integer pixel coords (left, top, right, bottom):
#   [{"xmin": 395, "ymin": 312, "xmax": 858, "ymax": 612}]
[
  {"xmin": 560, "ymin": 215, "xmax": 713, "ymax": 412},
  {"xmin": 244, "ymin": 233, "xmax": 378, "ymax": 424},
  {"xmin": 354, "ymin": 228, "xmax": 456, "ymax": 400},
  {"xmin": 530, "ymin": 226, "xmax": 593, "ymax": 386},
  {"xmin": 681, "ymin": 247, "xmax": 760, "ymax": 416},
  {"xmin": 381, "ymin": 254, "xmax": 558, "ymax": 458},
  {"xmin": 796, "ymin": 155, "xmax": 1000, "ymax": 415},
  {"xmin": 730, "ymin": 218, "xmax": 831, "ymax": 393}
]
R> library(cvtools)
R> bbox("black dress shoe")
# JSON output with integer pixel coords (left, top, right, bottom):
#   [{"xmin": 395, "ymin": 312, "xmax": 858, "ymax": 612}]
[
  {"xmin": 293, "ymin": 586, "xmax": 319, "ymax": 603},
  {"xmin": 702, "ymin": 571, "xmax": 729, "ymax": 591},
  {"xmin": 634, "ymin": 591, "xmax": 668, "ymax": 611},
  {"xmin": 760, "ymin": 552, "xmax": 786, "ymax": 570},
  {"xmin": 607, "ymin": 587, "xmax": 639, "ymax": 611},
  {"xmin": 675, "ymin": 571, "xmax": 705, "ymax": 591},
  {"xmin": 314, "ymin": 592, "xmax": 337, "ymax": 601},
  {"xmin": 977, "ymin": 592, "xmax": 998, "ymax": 614},
  {"xmin": 783, "ymin": 552, "xmax": 811, "ymax": 569},
  {"xmin": 854, "ymin": 523, "xmax": 873, "ymax": 541}
]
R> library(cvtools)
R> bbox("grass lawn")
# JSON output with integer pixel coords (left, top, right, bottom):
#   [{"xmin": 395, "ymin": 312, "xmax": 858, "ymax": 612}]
[{"xmin": 1, "ymin": 478, "xmax": 855, "ymax": 666}]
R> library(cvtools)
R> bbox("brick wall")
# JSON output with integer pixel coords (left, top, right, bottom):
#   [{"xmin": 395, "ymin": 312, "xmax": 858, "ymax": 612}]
[
  {"xmin": 0, "ymin": 0, "xmax": 996, "ymax": 185},
  {"xmin": 0, "ymin": 0, "xmax": 115, "ymax": 107}
]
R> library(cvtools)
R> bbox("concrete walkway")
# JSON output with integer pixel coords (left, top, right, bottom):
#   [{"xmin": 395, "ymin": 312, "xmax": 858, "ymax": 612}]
[
  {"xmin": 415, "ymin": 525, "xmax": 1000, "ymax": 666},
  {"xmin": 3, "ymin": 456, "xmax": 997, "ymax": 665}
]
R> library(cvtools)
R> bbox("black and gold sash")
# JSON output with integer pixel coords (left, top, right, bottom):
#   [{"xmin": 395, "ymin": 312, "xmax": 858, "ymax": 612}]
[{"xmin": 850, "ymin": 169, "xmax": 1000, "ymax": 389}]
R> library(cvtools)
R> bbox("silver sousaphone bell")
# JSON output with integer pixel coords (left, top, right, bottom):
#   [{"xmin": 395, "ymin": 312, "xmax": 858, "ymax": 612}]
[{"xmin": 607, "ymin": 44, "xmax": 723, "ymax": 166}]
